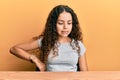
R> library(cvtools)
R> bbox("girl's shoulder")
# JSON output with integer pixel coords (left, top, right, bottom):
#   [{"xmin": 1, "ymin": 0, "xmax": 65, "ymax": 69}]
[{"xmin": 75, "ymin": 39, "xmax": 86, "ymax": 56}]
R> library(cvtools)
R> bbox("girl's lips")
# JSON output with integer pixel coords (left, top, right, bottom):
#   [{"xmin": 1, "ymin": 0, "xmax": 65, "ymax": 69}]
[{"xmin": 61, "ymin": 31, "xmax": 69, "ymax": 35}]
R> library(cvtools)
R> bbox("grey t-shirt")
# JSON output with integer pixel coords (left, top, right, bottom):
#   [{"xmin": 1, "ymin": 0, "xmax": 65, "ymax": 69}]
[{"xmin": 38, "ymin": 38, "xmax": 86, "ymax": 72}]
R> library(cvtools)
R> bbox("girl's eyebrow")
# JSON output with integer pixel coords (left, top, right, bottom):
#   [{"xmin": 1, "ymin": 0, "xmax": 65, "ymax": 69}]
[
  {"xmin": 68, "ymin": 20, "xmax": 72, "ymax": 22},
  {"xmin": 57, "ymin": 19, "xmax": 72, "ymax": 22}
]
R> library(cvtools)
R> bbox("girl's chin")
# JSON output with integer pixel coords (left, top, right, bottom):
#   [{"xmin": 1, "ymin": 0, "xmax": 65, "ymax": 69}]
[{"xmin": 59, "ymin": 35, "xmax": 69, "ymax": 37}]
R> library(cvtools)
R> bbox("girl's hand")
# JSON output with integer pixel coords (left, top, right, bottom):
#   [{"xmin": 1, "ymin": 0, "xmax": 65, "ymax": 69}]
[{"xmin": 30, "ymin": 54, "xmax": 46, "ymax": 71}]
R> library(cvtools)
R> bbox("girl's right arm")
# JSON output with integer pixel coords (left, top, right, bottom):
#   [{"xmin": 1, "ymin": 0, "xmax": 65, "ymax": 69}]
[{"xmin": 9, "ymin": 39, "xmax": 45, "ymax": 71}]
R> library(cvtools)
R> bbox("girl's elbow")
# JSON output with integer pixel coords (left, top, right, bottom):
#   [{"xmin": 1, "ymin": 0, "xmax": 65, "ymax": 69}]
[
  {"xmin": 9, "ymin": 46, "xmax": 18, "ymax": 54},
  {"xmin": 80, "ymin": 67, "xmax": 88, "ymax": 71}
]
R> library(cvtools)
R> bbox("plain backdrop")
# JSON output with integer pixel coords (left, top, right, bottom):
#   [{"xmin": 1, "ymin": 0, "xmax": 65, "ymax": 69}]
[{"xmin": 0, "ymin": 0, "xmax": 120, "ymax": 71}]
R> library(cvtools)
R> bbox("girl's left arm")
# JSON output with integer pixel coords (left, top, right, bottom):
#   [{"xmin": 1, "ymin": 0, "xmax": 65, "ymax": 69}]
[{"xmin": 78, "ymin": 53, "xmax": 88, "ymax": 71}]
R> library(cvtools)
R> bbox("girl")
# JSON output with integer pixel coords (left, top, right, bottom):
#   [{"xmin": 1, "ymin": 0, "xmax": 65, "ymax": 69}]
[{"xmin": 10, "ymin": 5, "xmax": 88, "ymax": 72}]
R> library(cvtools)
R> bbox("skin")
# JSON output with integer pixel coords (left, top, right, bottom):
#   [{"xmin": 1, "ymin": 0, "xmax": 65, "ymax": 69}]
[
  {"xmin": 56, "ymin": 11, "xmax": 72, "ymax": 44},
  {"xmin": 10, "ymin": 11, "xmax": 88, "ymax": 71}
]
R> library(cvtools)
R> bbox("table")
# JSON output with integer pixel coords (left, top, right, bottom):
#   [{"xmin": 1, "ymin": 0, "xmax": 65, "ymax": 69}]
[{"xmin": 0, "ymin": 71, "xmax": 120, "ymax": 80}]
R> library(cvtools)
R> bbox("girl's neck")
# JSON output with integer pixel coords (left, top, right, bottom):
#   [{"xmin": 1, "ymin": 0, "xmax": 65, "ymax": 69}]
[{"xmin": 58, "ymin": 37, "xmax": 72, "ymax": 43}]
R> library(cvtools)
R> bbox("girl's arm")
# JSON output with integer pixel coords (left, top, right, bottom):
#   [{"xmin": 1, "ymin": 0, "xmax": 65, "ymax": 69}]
[
  {"xmin": 9, "ymin": 39, "xmax": 45, "ymax": 71},
  {"xmin": 78, "ymin": 53, "xmax": 88, "ymax": 71}
]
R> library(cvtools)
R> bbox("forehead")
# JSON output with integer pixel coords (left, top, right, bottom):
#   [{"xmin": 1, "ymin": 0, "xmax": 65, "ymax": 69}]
[{"xmin": 57, "ymin": 11, "xmax": 72, "ymax": 21}]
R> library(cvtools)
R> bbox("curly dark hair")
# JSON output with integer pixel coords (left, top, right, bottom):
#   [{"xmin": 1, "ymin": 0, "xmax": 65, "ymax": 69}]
[{"xmin": 39, "ymin": 5, "xmax": 83, "ymax": 63}]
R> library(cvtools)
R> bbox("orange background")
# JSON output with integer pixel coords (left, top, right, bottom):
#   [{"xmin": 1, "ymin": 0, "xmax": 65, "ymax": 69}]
[{"xmin": 0, "ymin": 0, "xmax": 120, "ymax": 71}]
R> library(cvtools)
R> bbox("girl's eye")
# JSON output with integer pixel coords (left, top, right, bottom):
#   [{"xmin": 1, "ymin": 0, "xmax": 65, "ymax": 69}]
[
  {"xmin": 58, "ymin": 22, "xmax": 63, "ymax": 25},
  {"xmin": 68, "ymin": 23, "xmax": 72, "ymax": 25}
]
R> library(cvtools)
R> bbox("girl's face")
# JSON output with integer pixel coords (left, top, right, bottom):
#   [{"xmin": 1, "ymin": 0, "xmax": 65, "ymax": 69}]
[{"xmin": 56, "ymin": 11, "xmax": 72, "ymax": 38}]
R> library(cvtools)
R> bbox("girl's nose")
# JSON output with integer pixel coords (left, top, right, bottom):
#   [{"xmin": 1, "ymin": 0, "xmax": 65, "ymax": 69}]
[{"xmin": 63, "ymin": 23, "xmax": 68, "ymax": 29}]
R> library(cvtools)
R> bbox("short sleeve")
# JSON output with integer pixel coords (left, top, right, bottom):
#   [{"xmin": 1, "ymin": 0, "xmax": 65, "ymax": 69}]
[
  {"xmin": 38, "ymin": 38, "xmax": 42, "ymax": 47},
  {"xmin": 78, "ymin": 41, "xmax": 86, "ymax": 56}
]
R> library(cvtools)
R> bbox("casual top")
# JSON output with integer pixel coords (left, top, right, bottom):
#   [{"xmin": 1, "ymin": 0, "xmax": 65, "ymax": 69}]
[{"xmin": 38, "ymin": 38, "xmax": 86, "ymax": 72}]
